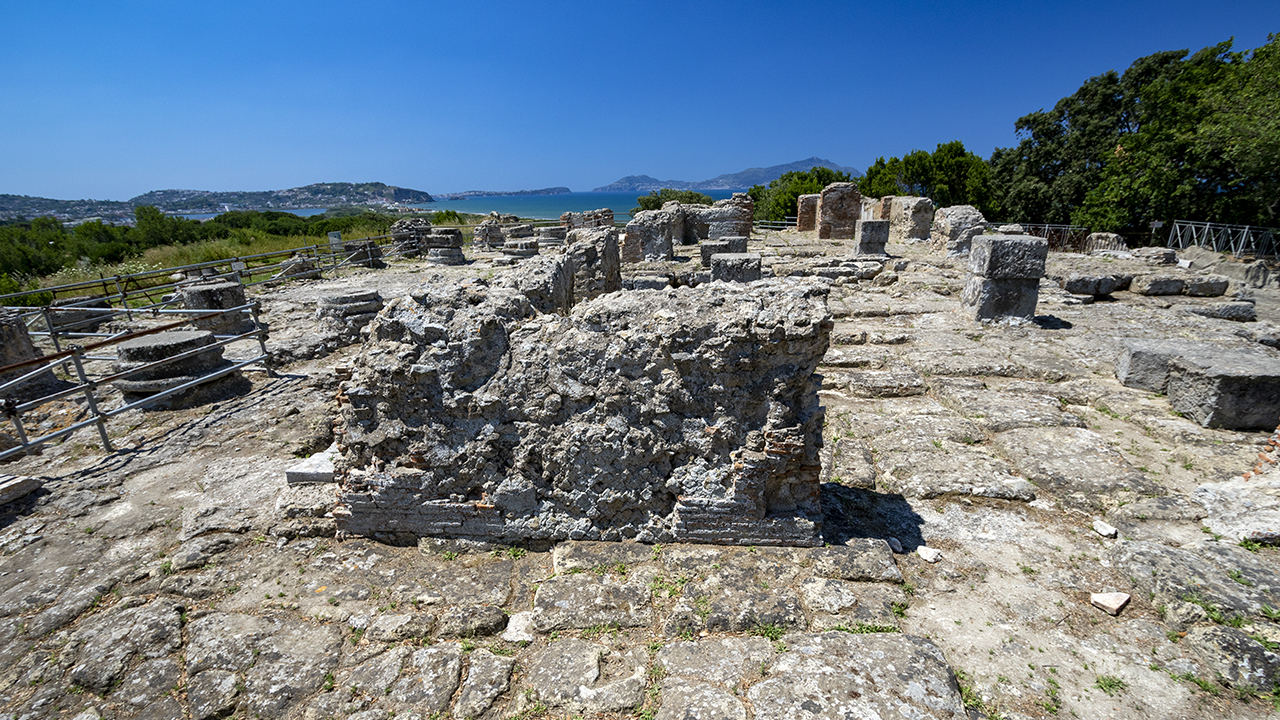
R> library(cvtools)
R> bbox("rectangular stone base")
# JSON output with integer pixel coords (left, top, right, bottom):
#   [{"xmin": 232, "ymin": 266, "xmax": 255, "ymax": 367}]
[
  {"xmin": 961, "ymin": 277, "xmax": 1039, "ymax": 320},
  {"xmin": 1115, "ymin": 339, "xmax": 1219, "ymax": 392},
  {"xmin": 1167, "ymin": 353, "xmax": 1280, "ymax": 429}
]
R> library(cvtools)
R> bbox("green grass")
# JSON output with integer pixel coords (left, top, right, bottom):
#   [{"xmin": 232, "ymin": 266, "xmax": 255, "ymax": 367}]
[{"xmin": 1094, "ymin": 675, "xmax": 1128, "ymax": 696}]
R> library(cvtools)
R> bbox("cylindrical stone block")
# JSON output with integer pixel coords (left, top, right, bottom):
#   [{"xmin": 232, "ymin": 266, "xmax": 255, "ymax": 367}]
[
  {"xmin": 112, "ymin": 330, "xmax": 231, "ymax": 399},
  {"xmin": 180, "ymin": 281, "xmax": 254, "ymax": 335}
]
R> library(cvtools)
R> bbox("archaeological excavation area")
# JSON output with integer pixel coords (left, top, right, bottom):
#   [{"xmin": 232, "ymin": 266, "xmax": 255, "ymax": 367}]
[{"xmin": 2, "ymin": 191, "xmax": 1280, "ymax": 720}]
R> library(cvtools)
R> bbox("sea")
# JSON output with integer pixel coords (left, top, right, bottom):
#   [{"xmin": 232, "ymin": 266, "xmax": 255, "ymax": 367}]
[
  {"xmin": 413, "ymin": 190, "xmax": 746, "ymax": 221},
  {"xmin": 175, "ymin": 190, "xmax": 746, "ymax": 222}
]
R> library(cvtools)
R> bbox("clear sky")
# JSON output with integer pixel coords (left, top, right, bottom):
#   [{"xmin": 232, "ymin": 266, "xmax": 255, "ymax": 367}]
[{"xmin": 2, "ymin": 1, "xmax": 1277, "ymax": 201}]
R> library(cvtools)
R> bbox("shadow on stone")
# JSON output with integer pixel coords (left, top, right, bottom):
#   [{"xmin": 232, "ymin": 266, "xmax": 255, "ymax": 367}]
[
  {"xmin": 1033, "ymin": 315, "xmax": 1073, "ymax": 330},
  {"xmin": 820, "ymin": 484, "xmax": 925, "ymax": 551}
]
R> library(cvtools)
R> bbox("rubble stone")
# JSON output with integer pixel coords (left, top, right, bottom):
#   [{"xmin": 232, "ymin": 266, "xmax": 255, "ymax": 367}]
[
  {"xmin": 816, "ymin": 183, "xmax": 861, "ymax": 240},
  {"xmin": 1244, "ymin": 260, "xmax": 1271, "ymax": 289},
  {"xmin": 1114, "ymin": 339, "xmax": 1219, "ymax": 393},
  {"xmin": 1090, "ymin": 592, "xmax": 1129, "ymax": 615},
  {"xmin": 336, "ymin": 279, "xmax": 831, "ymax": 546},
  {"xmin": 930, "ymin": 205, "xmax": 986, "ymax": 257},
  {"xmin": 0, "ymin": 311, "xmax": 58, "ymax": 398},
  {"xmin": 709, "ymin": 253, "xmax": 762, "ymax": 283},
  {"xmin": 317, "ymin": 290, "xmax": 383, "ymax": 346},
  {"xmin": 623, "ymin": 210, "xmax": 679, "ymax": 262},
  {"xmin": 887, "ymin": 196, "xmax": 935, "ymax": 244}
]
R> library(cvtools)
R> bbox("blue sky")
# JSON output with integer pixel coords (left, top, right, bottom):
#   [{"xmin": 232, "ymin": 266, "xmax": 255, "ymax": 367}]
[{"xmin": 2, "ymin": 1, "xmax": 1277, "ymax": 200}]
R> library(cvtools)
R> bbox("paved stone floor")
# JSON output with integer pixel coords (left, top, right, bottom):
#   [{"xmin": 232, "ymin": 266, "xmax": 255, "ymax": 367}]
[{"xmin": 2, "ymin": 233, "xmax": 1279, "ymax": 720}]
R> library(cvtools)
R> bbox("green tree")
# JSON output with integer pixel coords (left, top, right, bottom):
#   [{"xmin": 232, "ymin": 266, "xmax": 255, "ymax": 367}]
[
  {"xmin": 631, "ymin": 189, "xmax": 714, "ymax": 215},
  {"xmin": 861, "ymin": 142, "xmax": 998, "ymax": 217},
  {"xmin": 747, "ymin": 167, "xmax": 852, "ymax": 222},
  {"xmin": 1194, "ymin": 33, "xmax": 1280, "ymax": 225}
]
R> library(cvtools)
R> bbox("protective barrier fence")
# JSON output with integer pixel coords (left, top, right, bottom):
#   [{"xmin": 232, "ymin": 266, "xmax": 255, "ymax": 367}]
[{"xmin": 1166, "ymin": 220, "xmax": 1279, "ymax": 258}]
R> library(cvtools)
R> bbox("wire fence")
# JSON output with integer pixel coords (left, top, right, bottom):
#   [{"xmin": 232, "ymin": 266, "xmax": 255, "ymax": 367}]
[{"xmin": 1166, "ymin": 220, "xmax": 1279, "ymax": 258}]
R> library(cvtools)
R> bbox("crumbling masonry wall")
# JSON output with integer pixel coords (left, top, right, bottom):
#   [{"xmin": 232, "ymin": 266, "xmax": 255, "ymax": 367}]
[{"xmin": 333, "ymin": 279, "xmax": 832, "ymax": 546}]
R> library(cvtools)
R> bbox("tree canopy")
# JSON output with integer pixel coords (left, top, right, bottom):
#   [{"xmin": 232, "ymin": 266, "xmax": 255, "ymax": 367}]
[
  {"xmin": 859, "ymin": 141, "xmax": 998, "ymax": 218},
  {"xmin": 747, "ymin": 167, "xmax": 853, "ymax": 221},
  {"xmin": 631, "ymin": 189, "xmax": 714, "ymax": 215},
  {"xmin": 991, "ymin": 35, "xmax": 1279, "ymax": 232}
]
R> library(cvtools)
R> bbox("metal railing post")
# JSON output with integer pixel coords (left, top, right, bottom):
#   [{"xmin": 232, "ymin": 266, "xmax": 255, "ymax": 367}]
[
  {"xmin": 68, "ymin": 347, "xmax": 113, "ymax": 452},
  {"xmin": 249, "ymin": 302, "xmax": 274, "ymax": 378}
]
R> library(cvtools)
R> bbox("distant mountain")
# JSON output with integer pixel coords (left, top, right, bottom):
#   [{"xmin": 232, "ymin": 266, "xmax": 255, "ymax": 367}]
[
  {"xmin": 0, "ymin": 182, "xmax": 434, "ymax": 222},
  {"xmin": 129, "ymin": 182, "xmax": 433, "ymax": 212},
  {"xmin": 592, "ymin": 157, "xmax": 861, "ymax": 193},
  {"xmin": 434, "ymin": 187, "xmax": 571, "ymax": 200}
]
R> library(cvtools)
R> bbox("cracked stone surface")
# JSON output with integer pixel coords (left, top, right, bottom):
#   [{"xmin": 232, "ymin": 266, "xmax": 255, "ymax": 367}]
[{"xmin": 2, "ymin": 237, "xmax": 1279, "ymax": 720}]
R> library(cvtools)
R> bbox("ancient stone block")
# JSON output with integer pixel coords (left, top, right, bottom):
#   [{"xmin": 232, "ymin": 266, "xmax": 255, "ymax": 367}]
[
  {"xmin": 1114, "ymin": 339, "xmax": 1220, "ymax": 393},
  {"xmin": 343, "ymin": 240, "xmax": 385, "ymax": 268},
  {"xmin": 561, "ymin": 208, "xmax": 614, "ymax": 230},
  {"xmin": 960, "ymin": 277, "xmax": 1040, "ymax": 320},
  {"xmin": 1184, "ymin": 274, "xmax": 1229, "ymax": 297},
  {"xmin": 930, "ymin": 205, "xmax": 985, "ymax": 257},
  {"xmin": 425, "ymin": 228, "xmax": 465, "ymax": 248},
  {"xmin": 1058, "ymin": 274, "xmax": 1127, "ymax": 296},
  {"xmin": 317, "ymin": 290, "xmax": 383, "ymax": 346},
  {"xmin": 1245, "ymin": 260, "xmax": 1271, "ymax": 289},
  {"xmin": 496, "ymin": 254, "xmax": 574, "ymax": 315},
  {"xmin": 180, "ymin": 281, "xmax": 255, "ymax": 335},
  {"xmin": 566, "ymin": 227, "xmax": 621, "ymax": 303},
  {"xmin": 50, "ymin": 295, "xmax": 112, "ymax": 334},
  {"xmin": 710, "ymin": 253, "xmax": 761, "ymax": 283},
  {"xmin": 425, "ymin": 247, "xmax": 467, "ymax": 266},
  {"xmin": 1185, "ymin": 301, "xmax": 1257, "ymax": 322},
  {"xmin": 746, "ymin": 634, "xmax": 964, "ymax": 720},
  {"xmin": 796, "ymin": 194, "xmax": 819, "ymax": 231},
  {"xmin": 853, "ymin": 220, "xmax": 888, "ymax": 255},
  {"xmin": 1133, "ymin": 247, "xmax": 1176, "ymax": 265},
  {"xmin": 992, "ymin": 427, "xmax": 1163, "ymax": 504},
  {"xmin": 111, "ymin": 330, "xmax": 232, "ymax": 402},
  {"xmin": 722, "ymin": 236, "xmax": 748, "ymax": 254},
  {"xmin": 816, "ymin": 183, "xmax": 861, "ymax": 239},
  {"xmin": 1084, "ymin": 232, "xmax": 1127, "ymax": 253},
  {"xmin": 699, "ymin": 240, "xmax": 730, "ymax": 268},
  {"xmin": 968, "ymin": 235, "xmax": 1048, "ymax": 280},
  {"xmin": 473, "ymin": 220, "xmax": 504, "ymax": 249},
  {"xmin": 624, "ymin": 209, "xmax": 678, "ymax": 262},
  {"xmin": 0, "ymin": 311, "xmax": 58, "ymax": 398},
  {"xmin": 888, "ymin": 196, "xmax": 935, "ymax": 244},
  {"xmin": 1167, "ymin": 352, "xmax": 1280, "ymax": 429},
  {"xmin": 334, "ymin": 279, "xmax": 831, "ymax": 546},
  {"xmin": 691, "ymin": 196, "xmax": 753, "ymax": 240}
]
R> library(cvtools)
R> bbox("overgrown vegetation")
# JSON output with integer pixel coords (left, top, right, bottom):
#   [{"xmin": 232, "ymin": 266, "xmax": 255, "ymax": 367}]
[
  {"xmin": 631, "ymin": 189, "xmax": 714, "ymax": 215},
  {"xmin": 0, "ymin": 206, "xmax": 414, "ymax": 300}
]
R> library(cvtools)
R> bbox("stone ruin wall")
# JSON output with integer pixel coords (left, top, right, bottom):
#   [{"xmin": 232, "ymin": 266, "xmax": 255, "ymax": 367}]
[
  {"xmin": 332, "ymin": 237, "xmax": 831, "ymax": 546},
  {"xmin": 560, "ymin": 208, "xmax": 614, "ymax": 230},
  {"xmin": 622, "ymin": 194, "xmax": 754, "ymax": 263}
]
